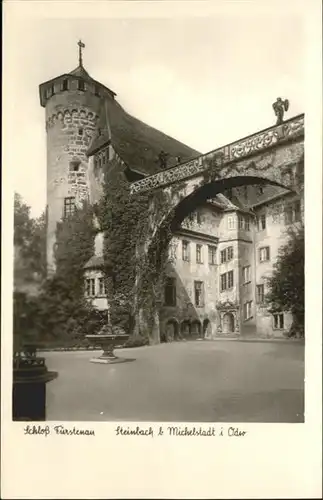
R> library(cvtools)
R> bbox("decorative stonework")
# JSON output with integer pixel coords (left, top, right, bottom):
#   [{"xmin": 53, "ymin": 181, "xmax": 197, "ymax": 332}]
[
  {"xmin": 130, "ymin": 114, "xmax": 304, "ymax": 195},
  {"xmin": 216, "ymin": 300, "xmax": 240, "ymax": 334}
]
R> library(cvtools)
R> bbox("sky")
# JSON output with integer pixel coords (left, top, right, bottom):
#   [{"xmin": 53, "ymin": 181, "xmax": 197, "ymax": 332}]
[{"xmin": 5, "ymin": 1, "xmax": 306, "ymax": 216}]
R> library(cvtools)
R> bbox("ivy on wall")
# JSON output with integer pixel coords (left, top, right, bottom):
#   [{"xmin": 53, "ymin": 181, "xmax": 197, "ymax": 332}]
[{"xmin": 97, "ymin": 159, "xmax": 176, "ymax": 342}]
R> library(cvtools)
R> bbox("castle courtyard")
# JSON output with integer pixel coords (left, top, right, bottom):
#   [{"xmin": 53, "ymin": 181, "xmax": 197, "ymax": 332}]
[{"xmin": 45, "ymin": 340, "xmax": 304, "ymax": 423}]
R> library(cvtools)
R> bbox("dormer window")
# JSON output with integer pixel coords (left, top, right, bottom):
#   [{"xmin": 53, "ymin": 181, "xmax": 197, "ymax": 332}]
[{"xmin": 78, "ymin": 79, "xmax": 85, "ymax": 91}]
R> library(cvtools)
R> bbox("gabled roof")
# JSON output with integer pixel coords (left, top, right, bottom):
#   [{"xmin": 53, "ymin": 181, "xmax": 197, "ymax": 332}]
[
  {"xmin": 87, "ymin": 96, "xmax": 200, "ymax": 174},
  {"xmin": 84, "ymin": 255, "xmax": 104, "ymax": 269}
]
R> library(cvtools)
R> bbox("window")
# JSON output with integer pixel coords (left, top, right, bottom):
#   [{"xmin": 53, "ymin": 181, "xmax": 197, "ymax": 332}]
[
  {"xmin": 243, "ymin": 265, "xmax": 251, "ymax": 284},
  {"xmin": 228, "ymin": 216, "xmax": 235, "ymax": 230},
  {"xmin": 273, "ymin": 313, "xmax": 284, "ymax": 330},
  {"xmin": 164, "ymin": 278, "xmax": 176, "ymax": 306},
  {"xmin": 78, "ymin": 128, "xmax": 84, "ymax": 136},
  {"xmin": 196, "ymin": 244, "xmax": 203, "ymax": 263},
  {"xmin": 182, "ymin": 240, "xmax": 190, "ymax": 261},
  {"xmin": 228, "ymin": 270, "xmax": 234, "ymax": 288},
  {"xmin": 194, "ymin": 281, "xmax": 204, "ymax": 307},
  {"xmin": 49, "ymin": 85, "xmax": 54, "ymax": 96},
  {"xmin": 94, "ymin": 85, "xmax": 100, "ymax": 97},
  {"xmin": 257, "ymin": 213, "xmax": 266, "ymax": 231},
  {"xmin": 220, "ymin": 270, "xmax": 234, "ymax": 291},
  {"xmin": 85, "ymin": 278, "xmax": 95, "ymax": 297},
  {"xmin": 243, "ymin": 301, "xmax": 253, "ymax": 320},
  {"xmin": 69, "ymin": 160, "xmax": 80, "ymax": 172},
  {"xmin": 208, "ymin": 245, "xmax": 217, "ymax": 265},
  {"xmin": 259, "ymin": 246, "xmax": 270, "ymax": 262},
  {"xmin": 98, "ymin": 277, "xmax": 106, "ymax": 296},
  {"xmin": 221, "ymin": 246, "xmax": 234, "ymax": 263},
  {"xmin": 61, "ymin": 79, "xmax": 68, "ymax": 91},
  {"xmin": 78, "ymin": 79, "xmax": 85, "ymax": 91},
  {"xmin": 245, "ymin": 217, "xmax": 250, "ymax": 231},
  {"xmin": 256, "ymin": 284, "xmax": 265, "ymax": 303},
  {"xmin": 196, "ymin": 211, "xmax": 203, "ymax": 224},
  {"xmin": 64, "ymin": 197, "xmax": 76, "ymax": 217},
  {"xmin": 238, "ymin": 216, "xmax": 245, "ymax": 229},
  {"xmin": 258, "ymin": 186, "xmax": 264, "ymax": 195},
  {"xmin": 284, "ymin": 205, "xmax": 294, "ymax": 225},
  {"xmin": 285, "ymin": 201, "xmax": 302, "ymax": 224}
]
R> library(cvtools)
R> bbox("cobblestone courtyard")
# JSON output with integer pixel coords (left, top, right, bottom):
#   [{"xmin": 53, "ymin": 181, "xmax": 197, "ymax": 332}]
[{"xmin": 45, "ymin": 340, "xmax": 304, "ymax": 422}]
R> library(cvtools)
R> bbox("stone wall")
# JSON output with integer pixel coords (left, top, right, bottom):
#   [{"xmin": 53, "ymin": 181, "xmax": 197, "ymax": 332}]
[{"xmin": 45, "ymin": 89, "xmax": 103, "ymax": 271}]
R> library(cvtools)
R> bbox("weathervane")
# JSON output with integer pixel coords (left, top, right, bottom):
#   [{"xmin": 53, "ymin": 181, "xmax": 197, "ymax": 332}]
[
  {"xmin": 78, "ymin": 39, "xmax": 85, "ymax": 67},
  {"xmin": 272, "ymin": 97, "xmax": 289, "ymax": 125}
]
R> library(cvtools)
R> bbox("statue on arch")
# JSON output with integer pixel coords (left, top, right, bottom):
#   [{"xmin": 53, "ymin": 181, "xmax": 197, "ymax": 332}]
[{"xmin": 272, "ymin": 97, "xmax": 289, "ymax": 125}]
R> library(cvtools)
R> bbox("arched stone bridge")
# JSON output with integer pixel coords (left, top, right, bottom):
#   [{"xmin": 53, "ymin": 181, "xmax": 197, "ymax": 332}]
[
  {"xmin": 130, "ymin": 113, "xmax": 304, "ymax": 252},
  {"xmin": 129, "ymin": 113, "xmax": 304, "ymax": 342}
]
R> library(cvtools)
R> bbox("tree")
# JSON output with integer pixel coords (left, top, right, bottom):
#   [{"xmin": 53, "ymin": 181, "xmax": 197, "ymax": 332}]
[
  {"xmin": 265, "ymin": 224, "xmax": 304, "ymax": 337},
  {"xmin": 14, "ymin": 193, "xmax": 46, "ymax": 284}
]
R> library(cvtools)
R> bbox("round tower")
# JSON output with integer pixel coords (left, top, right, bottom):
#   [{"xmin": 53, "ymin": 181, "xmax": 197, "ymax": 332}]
[{"xmin": 39, "ymin": 41, "xmax": 116, "ymax": 273}]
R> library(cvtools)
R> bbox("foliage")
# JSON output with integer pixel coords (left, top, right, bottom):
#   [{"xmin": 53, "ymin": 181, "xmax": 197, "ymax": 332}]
[
  {"xmin": 97, "ymin": 158, "xmax": 175, "ymax": 341},
  {"xmin": 265, "ymin": 223, "xmax": 304, "ymax": 337},
  {"xmin": 14, "ymin": 193, "xmax": 47, "ymax": 282}
]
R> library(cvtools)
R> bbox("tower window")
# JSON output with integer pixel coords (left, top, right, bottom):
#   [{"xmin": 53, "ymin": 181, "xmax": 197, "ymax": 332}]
[
  {"xmin": 69, "ymin": 160, "xmax": 81, "ymax": 172},
  {"xmin": 63, "ymin": 197, "xmax": 76, "ymax": 217},
  {"xmin": 256, "ymin": 284, "xmax": 265, "ymax": 303},
  {"xmin": 62, "ymin": 79, "xmax": 68, "ymax": 91},
  {"xmin": 243, "ymin": 301, "xmax": 253, "ymax": 320},
  {"xmin": 259, "ymin": 246, "xmax": 270, "ymax": 262},
  {"xmin": 78, "ymin": 79, "xmax": 85, "ymax": 91},
  {"xmin": 208, "ymin": 245, "xmax": 217, "ymax": 265}
]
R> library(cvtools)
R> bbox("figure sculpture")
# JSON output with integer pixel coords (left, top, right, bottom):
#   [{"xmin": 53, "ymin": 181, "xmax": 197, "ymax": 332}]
[{"xmin": 272, "ymin": 97, "xmax": 289, "ymax": 125}]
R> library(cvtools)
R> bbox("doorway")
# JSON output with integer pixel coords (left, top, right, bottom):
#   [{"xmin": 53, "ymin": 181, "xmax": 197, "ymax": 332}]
[{"xmin": 222, "ymin": 312, "xmax": 235, "ymax": 334}]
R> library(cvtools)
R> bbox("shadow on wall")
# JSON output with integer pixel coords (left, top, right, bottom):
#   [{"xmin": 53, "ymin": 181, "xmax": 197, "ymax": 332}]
[{"xmin": 159, "ymin": 263, "xmax": 215, "ymax": 343}]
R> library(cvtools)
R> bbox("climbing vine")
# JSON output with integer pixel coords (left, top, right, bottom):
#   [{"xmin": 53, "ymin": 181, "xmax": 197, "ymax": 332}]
[{"xmin": 97, "ymin": 158, "xmax": 177, "ymax": 342}]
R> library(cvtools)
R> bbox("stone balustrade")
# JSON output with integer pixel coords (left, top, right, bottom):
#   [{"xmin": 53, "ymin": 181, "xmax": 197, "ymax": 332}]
[{"xmin": 130, "ymin": 114, "xmax": 304, "ymax": 195}]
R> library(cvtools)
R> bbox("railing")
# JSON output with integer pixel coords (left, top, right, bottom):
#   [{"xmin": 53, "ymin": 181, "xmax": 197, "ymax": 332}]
[{"xmin": 130, "ymin": 114, "xmax": 304, "ymax": 195}]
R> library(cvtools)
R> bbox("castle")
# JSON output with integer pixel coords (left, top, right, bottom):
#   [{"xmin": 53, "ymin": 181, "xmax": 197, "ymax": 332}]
[{"xmin": 39, "ymin": 43, "xmax": 303, "ymax": 341}]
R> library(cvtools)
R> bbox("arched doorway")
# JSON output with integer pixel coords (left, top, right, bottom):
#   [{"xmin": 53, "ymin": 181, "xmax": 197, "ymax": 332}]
[
  {"xmin": 191, "ymin": 320, "xmax": 202, "ymax": 339},
  {"xmin": 203, "ymin": 319, "xmax": 212, "ymax": 338},
  {"xmin": 165, "ymin": 319, "xmax": 179, "ymax": 342},
  {"xmin": 180, "ymin": 320, "xmax": 190, "ymax": 340},
  {"xmin": 222, "ymin": 312, "xmax": 235, "ymax": 334}
]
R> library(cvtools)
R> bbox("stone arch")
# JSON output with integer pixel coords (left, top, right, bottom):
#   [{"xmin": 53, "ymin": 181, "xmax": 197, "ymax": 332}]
[
  {"xmin": 191, "ymin": 320, "xmax": 202, "ymax": 339},
  {"xmin": 163, "ymin": 318, "xmax": 179, "ymax": 343},
  {"xmin": 145, "ymin": 174, "xmax": 298, "ymax": 276},
  {"xmin": 222, "ymin": 312, "xmax": 235, "ymax": 334},
  {"xmin": 180, "ymin": 320, "xmax": 191, "ymax": 340},
  {"xmin": 203, "ymin": 318, "xmax": 212, "ymax": 339}
]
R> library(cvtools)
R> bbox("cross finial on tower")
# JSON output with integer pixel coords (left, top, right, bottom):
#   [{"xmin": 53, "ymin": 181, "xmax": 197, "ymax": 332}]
[{"xmin": 78, "ymin": 39, "xmax": 85, "ymax": 67}]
